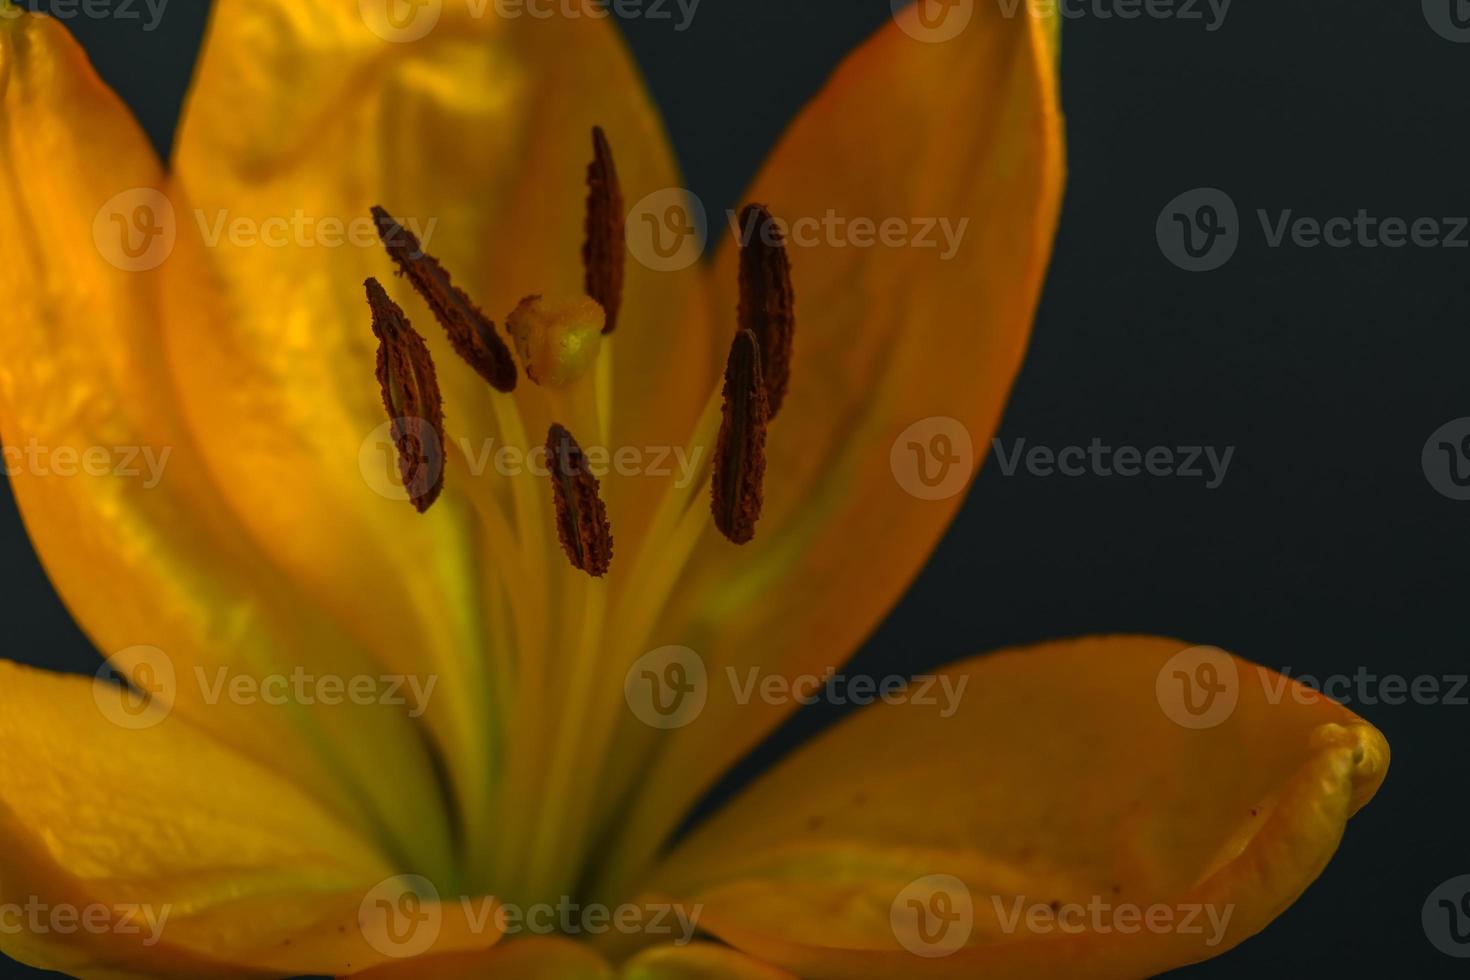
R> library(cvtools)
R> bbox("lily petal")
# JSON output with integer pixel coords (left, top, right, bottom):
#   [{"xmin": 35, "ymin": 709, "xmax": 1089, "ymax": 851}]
[
  {"xmin": 0, "ymin": 660, "xmax": 505, "ymax": 978},
  {"xmin": 622, "ymin": 942, "xmax": 796, "ymax": 979},
  {"xmin": 349, "ymin": 937, "xmax": 790, "ymax": 980},
  {"xmin": 0, "ymin": 9, "xmax": 454, "ymax": 880},
  {"xmin": 634, "ymin": 636, "xmax": 1387, "ymax": 979},
  {"xmin": 165, "ymin": 0, "xmax": 708, "ymax": 886},
  {"xmin": 597, "ymin": 2, "xmax": 1066, "ymax": 893},
  {"xmin": 351, "ymin": 935, "xmax": 613, "ymax": 979}
]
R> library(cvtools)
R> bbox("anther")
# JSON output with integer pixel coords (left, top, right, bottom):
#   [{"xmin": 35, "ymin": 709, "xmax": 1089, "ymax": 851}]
[
  {"xmin": 365, "ymin": 277, "xmax": 446, "ymax": 514},
  {"xmin": 583, "ymin": 126, "xmax": 625, "ymax": 335},
  {"xmin": 372, "ymin": 205, "xmax": 519, "ymax": 392},
  {"xmin": 737, "ymin": 203, "xmax": 795, "ymax": 418},
  {"xmin": 546, "ymin": 423, "xmax": 614, "ymax": 576},
  {"xmin": 711, "ymin": 329, "xmax": 769, "ymax": 544}
]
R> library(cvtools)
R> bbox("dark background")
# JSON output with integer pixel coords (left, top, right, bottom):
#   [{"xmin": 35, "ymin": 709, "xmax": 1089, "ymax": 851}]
[{"xmin": 5, "ymin": 0, "xmax": 1466, "ymax": 976}]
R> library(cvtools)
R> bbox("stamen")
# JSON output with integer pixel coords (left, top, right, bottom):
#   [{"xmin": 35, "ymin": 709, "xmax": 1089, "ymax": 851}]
[
  {"xmin": 372, "ymin": 205, "xmax": 519, "ymax": 392},
  {"xmin": 365, "ymin": 277, "xmax": 446, "ymax": 514},
  {"xmin": 711, "ymin": 329, "xmax": 769, "ymax": 544},
  {"xmin": 546, "ymin": 423, "xmax": 614, "ymax": 576},
  {"xmin": 583, "ymin": 126, "xmax": 625, "ymax": 335},
  {"xmin": 737, "ymin": 203, "xmax": 795, "ymax": 418}
]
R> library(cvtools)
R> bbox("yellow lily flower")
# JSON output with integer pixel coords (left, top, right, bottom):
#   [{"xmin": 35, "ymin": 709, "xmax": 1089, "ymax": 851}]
[{"xmin": 0, "ymin": 1, "xmax": 1388, "ymax": 978}]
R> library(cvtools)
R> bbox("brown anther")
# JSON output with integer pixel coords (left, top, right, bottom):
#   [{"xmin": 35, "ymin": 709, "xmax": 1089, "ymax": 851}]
[
  {"xmin": 365, "ymin": 277, "xmax": 446, "ymax": 514},
  {"xmin": 711, "ymin": 329, "xmax": 769, "ymax": 544},
  {"xmin": 546, "ymin": 423, "xmax": 614, "ymax": 576},
  {"xmin": 737, "ymin": 203, "xmax": 795, "ymax": 418},
  {"xmin": 583, "ymin": 126, "xmax": 625, "ymax": 335},
  {"xmin": 371, "ymin": 205, "xmax": 519, "ymax": 392}
]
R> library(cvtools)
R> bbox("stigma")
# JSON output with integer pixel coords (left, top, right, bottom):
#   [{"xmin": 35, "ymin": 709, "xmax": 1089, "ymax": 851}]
[{"xmin": 505, "ymin": 294, "xmax": 605, "ymax": 388}]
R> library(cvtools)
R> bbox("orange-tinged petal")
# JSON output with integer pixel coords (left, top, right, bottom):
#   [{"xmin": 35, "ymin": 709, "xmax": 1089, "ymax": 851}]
[
  {"xmin": 622, "ymin": 942, "xmax": 795, "ymax": 980},
  {"xmin": 632, "ymin": 637, "xmax": 1387, "ymax": 979},
  {"xmin": 0, "ymin": 9, "xmax": 454, "ymax": 880},
  {"xmin": 351, "ymin": 935, "xmax": 613, "ymax": 979},
  {"xmin": 0, "ymin": 660, "xmax": 463, "ymax": 978},
  {"xmin": 596, "ymin": 1, "xmax": 1066, "ymax": 895},
  {"xmin": 165, "ymin": 0, "xmax": 710, "ymax": 886}
]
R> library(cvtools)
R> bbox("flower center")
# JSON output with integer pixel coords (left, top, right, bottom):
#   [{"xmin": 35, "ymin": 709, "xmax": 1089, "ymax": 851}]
[
  {"xmin": 363, "ymin": 127, "xmax": 796, "ymax": 572},
  {"xmin": 358, "ymin": 129, "xmax": 796, "ymax": 906}
]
